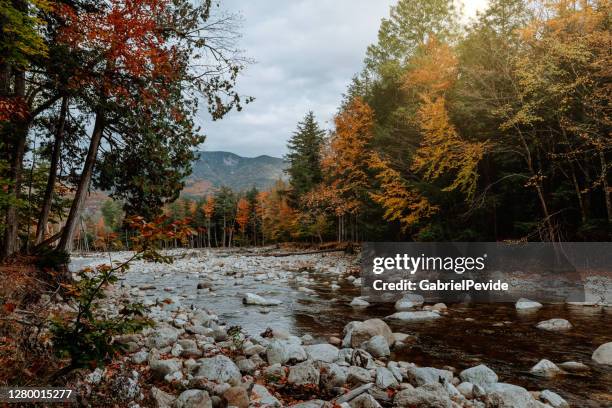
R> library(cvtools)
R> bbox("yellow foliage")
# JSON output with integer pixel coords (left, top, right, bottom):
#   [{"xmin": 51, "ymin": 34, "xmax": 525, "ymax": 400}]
[
  {"xmin": 369, "ymin": 153, "xmax": 438, "ymax": 231},
  {"xmin": 323, "ymin": 97, "xmax": 375, "ymax": 216},
  {"xmin": 405, "ymin": 38, "xmax": 488, "ymax": 199}
]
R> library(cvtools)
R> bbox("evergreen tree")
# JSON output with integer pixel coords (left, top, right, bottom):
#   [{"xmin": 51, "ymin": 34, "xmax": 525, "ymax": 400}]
[{"xmin": 285, "ymin": 111, "xmax": 326, "ymax": 200}]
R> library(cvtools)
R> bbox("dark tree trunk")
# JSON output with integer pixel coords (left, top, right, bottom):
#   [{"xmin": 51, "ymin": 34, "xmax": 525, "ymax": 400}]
[
  {"xmin": 35, "ymin": 96, "xmax": 69, "ymax": 244},
  {"xmin": 601, "ymin": 151, "xmax": 612, "ymax": 223},
  {"xmin": 58, "ymin": 108, "xmax": 105, "ymax": 253},
  {"xmin": 1, "ymin": 68, "xmax": 27, "ymax": 258}
]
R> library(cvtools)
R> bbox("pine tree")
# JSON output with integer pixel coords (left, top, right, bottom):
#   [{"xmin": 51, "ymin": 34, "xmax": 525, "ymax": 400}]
[{"xmin": 285, "ymin": 111, "xmax": 326, "ymax": 200}]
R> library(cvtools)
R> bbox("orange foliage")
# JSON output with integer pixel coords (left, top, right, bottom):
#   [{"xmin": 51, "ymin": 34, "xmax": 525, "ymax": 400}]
[
  {"xmin": 235, "ymin": 198, "xmax": 250, "ymax": 234},
  {"xmin": 58, "ymin": 0, "xmax": 177, "ymax": 101},
  {"xmin": 323, "ymin": 97, "xmax": 375, "ymax": 216},
  {"xmin": 203, "ymin": 196, "xmax": 215, "ymax": 220}
]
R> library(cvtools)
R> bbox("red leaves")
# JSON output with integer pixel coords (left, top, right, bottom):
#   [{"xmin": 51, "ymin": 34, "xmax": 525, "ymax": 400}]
[
  {"xmin": 57, "ymin": 0, "xmax": 177, "ymax": 100},
  {"xmin": 0, "ymin": 97, "xmax": 30, "ymax": 123},
  {"xmin": 2, "ymin": 303, "xmax": 16, "ymax": 313}
]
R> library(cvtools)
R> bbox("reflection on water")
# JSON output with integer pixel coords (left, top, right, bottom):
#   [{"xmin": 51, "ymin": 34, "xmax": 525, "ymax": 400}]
[
  {"xmin": 202, "ymin": 274, "xmax": 611, "ymax": 406},
  {"xmin": 75, "ymin": 254, "xmax": 611, "ymax": 406}
]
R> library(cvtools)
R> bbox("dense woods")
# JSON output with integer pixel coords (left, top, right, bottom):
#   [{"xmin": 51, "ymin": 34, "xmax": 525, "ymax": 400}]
[
  {"xmin": 0, "ymin": 0, "xmax": 248, "ymax": 259},
  {"xmin": 2, "ymin": 0, "xmax": 610, "ymax": 256},
  {"xmin": 283, "ymin": 0, "xmax": 611, "ymax": 243}
]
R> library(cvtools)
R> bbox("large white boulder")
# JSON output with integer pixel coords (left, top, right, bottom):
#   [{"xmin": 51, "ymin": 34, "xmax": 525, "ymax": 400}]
[
  {"xmin": 304, "ymin": 343, "xmax": 339, "ymax": 363},
  {"xmin": 515, "ymin": 298, "xmax": 543, "ymax": 310},
  {"xmin": 342, "ymin": 318, "xmax": 394, "ymax": 348},
  {"xmin": 530, "ymin": 359, "xmax": 563, "ymax": 378},
  {"xmin": 242, "ymin": 293, "xmax": 282, "ymax": 306},
  {"xmin": 592, "ymin": 342, "xmax": 612, "ymax": 365},
  {"xmin": 195, "ymin": 355, "xmax": 242, "ymax": 385},
  {"xmin": 459, "ymin": 364, "xmax": 498, "ymax": 388},
  {"xmin": 266, "ymin": 339, "xmax": 307, "ymax": 365},
  {"xmin": 385, "ymin": 311, "xmax": 441, "ymax": 322},
  {"xmin": 394, "ymin": 294, "xmax": 424, "ymax": 311},
  {"xmin": 535, "ymin": 318, "xmax": 572, "ymax": 332}
]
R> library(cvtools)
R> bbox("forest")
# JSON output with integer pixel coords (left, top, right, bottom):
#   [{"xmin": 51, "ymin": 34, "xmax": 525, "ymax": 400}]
[
  {"xmin": 0, "ymin": 0, "xmax": 249, "ymax": 259},
  {"xmin": 1, "ymin": 0, "xmax": 611, "ymax": 260},
  {"xmin": 281, "ymin": 0, "xmax": 612, "ymax": 243}
]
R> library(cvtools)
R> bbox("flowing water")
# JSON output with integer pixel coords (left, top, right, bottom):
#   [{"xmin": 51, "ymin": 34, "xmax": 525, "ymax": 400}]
[{"xmin": 71, "ymin": 249, "xmax": 612, "ymax": 407}]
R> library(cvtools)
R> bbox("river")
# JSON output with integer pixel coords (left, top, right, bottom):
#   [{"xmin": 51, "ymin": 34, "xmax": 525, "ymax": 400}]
[{"xmin": 70, "ymin": 248, "xmax": 612, "ymax": 407}]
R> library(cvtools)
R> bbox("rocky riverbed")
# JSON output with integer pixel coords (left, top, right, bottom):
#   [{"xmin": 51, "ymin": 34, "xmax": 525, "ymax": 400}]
[{"xmin": 69, "ymin": 248, "xmax": 612, "ymax": 407}]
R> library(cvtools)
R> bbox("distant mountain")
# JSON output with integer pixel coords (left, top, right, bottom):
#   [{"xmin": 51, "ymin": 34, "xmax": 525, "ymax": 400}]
[{"xmin": 183, "ymin": 151, "xmax": 288, "ymax": 195}]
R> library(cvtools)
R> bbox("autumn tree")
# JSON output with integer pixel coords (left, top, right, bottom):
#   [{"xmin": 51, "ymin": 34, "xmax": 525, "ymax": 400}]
[
  {"xmin": 323, "ymin": 97, "xmax": 375, "ymax": 241},
  {"xmin": 55, "ymin": 0, "xmax": 248, "ymax": 252}
]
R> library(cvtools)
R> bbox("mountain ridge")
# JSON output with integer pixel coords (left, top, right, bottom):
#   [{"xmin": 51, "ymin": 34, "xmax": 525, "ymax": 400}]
[{"xmin": 182, "ymin": 150, "xmax": 288, "ymax": 195}]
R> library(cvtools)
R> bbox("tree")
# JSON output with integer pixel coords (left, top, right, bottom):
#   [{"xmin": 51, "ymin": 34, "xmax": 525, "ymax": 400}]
[
  {"xmin": 100, "ymin": 199, "xmax": 122, "ymax": 232},
  {"xmin": 369, "ymin": 152, "xmax": 437, "ymax": 232},
  {"xmin": 56, "ymin": 0, "xmax": 248, "ymax": 252},
  {"xmin": 323, "ymin": 97, "xmax": 375, "ymax": 241},
  {"xmin": 405, "ymin": 38, "xmax": 489, "ymax": 199},
  {"xmin": 235, "ymin": 197, "xmax": 250, "ymax": 241},
  {"xmin": 285, "ymin": 111, "xmax": 326, "ymax": 200}
]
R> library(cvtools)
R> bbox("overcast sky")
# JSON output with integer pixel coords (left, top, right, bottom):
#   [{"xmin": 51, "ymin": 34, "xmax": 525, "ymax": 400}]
[{"xmin": 197, "ymin": 0, "xmax": 489, "ymax": 158}]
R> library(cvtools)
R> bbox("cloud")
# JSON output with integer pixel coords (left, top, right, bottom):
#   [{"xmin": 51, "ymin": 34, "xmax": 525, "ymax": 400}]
[{"xmin": 197, "ymin": 0, "xmax": 489, "ymax": 158}]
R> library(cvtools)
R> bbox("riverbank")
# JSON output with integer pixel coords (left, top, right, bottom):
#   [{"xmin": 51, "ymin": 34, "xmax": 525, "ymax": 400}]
[{"xmin": 64, "ymin": 247, "xmax": 612, "ymax": 407}]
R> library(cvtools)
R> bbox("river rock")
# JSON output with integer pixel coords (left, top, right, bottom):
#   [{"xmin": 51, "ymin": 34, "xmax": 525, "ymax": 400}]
[
  {"xmin": 347, "ymin": 366, "xmax": 372, "ymax": 385},
  {"xmin": 147, "ymin": 325, "xmax": 180, "ymax": 348},
  {"xmin": 406, "ymin": 366, "xmax": 453, "ymax": 387},
  {"xmin": 535, "ymin": 318, "xmax": 572, "ymax": 332},
  {"xmin": 364, "ymin": 335, "xmax": 390, "ymax": 358},
  {"xmin": 350, "ymin": 349, "xmax": 375, "ymax": 369},
  {"xmin": 385, "ymin": 311, "xmax": 440, "ymax": 322},
  {"xmin": 485, "ymin": 383, "xmax": 540, "ymax": 408},
  {"xmin": 349, "ymin": 393, "xmax": 381, "ymax": 408},
  {"xmin": 266, "ymin": 339, "xmax": 307, "ymax": 365},
  {"xmin": 515, "ymin": 298, "xmax": 543, "ymax": 310},
  {"xmin": 459, "ymin": 364, "xmax": 498, "ymax": 388},
  {"xmin": 250, "ymin": 384, "xmax": 281, "ymax": 406},
  {"xmin": 195, "ymin": 355, "xmax": 242, "ymax": 385},
  {"xmin": 530, "ymin": 359, "xmax": 563, "ymax": 377},
  {"xmin": 456, "ymin": 382, "xmax": 474, "ymax": 398},
  {"xmin": 350, "ymin": 297, "xmax": 370, "ymax": 308},
  {"xmin": 375, "ymin": 367, "xmax": 399, "ymax": 389},
  {"xmin": 393, "ymin": 383, "xmax": 452, "ymax": 408},
  {"xmin": 319, "ymin": 362, "xmax": 347, "ymax": 389},
  {"xmin": 264, "ymin": 363, "xmax": 285, "ymax": 381},
  {"xmin": 336, "ymin": 383, "xmax": 374, "ymax": 404},
  {"xmin": 178, "ymin": 339, "xmax": 201, "ymax": 358},
  {"xmin": 394, "ymin": 294, "xmax": 424, "ymax": 311},
  {"xmin": 540, "ymin": 390, "xmax": 568, "ymax": 408},
  {"xmin": 244, "ymin": 344, "xmax": 266, "ymax": 356},
  {"xmin": 236, "ymin": 358, "xmax": 256, "ymax": 374},
  {"xmin": 291, "ymin": 401, "xmax": 327, "ymax": 408},
  {"xmin": 305, "ymin": 343, "xmax": 339, "ymax": 363},
  {"xmin": 176, "ymin": 389, "xmax": 212, "ymax": 408},
  {"xmin": 222, "ymin": 386, "xmax": 249, "ymax": 408},
  {"xmin": 151, "ymin": 386, "xmax": 176, "ymax": 408},
  {"xmin": 558, "ymin": 361, "xmax": 589, "ymax": 372},
  {"xmin": 150, "ymin": 358, "xmax": 182, "ymax": 379},
  {"xmin": 342, "ymin": 319, "xmax": 393, "ymax": 348},
  {"xmin": 432, "ymin": 303, "xmax": 447, "ymax": 311},
  {"xmin": 288, "ymin": 359, "xmax": 320, "ymax": 386},
  {"xmin": 242, "ymin": 293, "xmax": 282, "ymax": 306},
  {"xmin": 592, "ymin": 342, "xmax": 612, "ymax": 365},
  {"xmin": 132, "ymin": 350, "xmax": 149, "ymax": 364}
]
